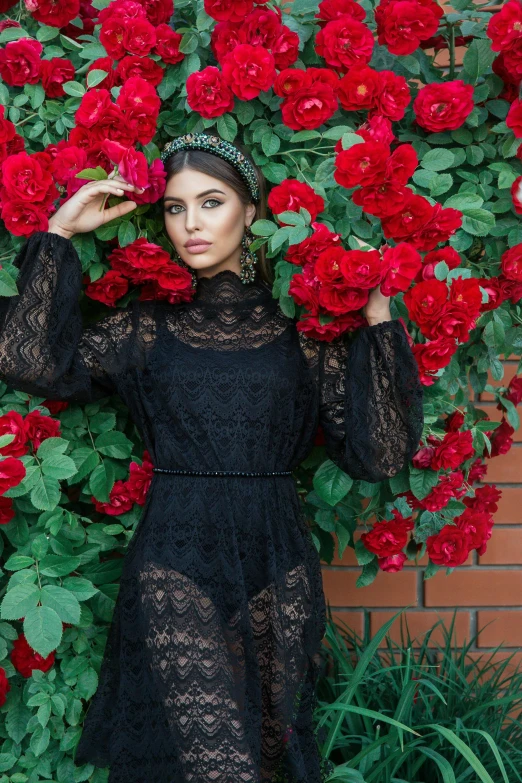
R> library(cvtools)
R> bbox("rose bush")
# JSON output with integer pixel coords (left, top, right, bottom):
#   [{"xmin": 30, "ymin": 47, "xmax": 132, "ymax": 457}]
[{"xmin": 0, "ymin": 0, "xmax": 521, "ymax": 777}]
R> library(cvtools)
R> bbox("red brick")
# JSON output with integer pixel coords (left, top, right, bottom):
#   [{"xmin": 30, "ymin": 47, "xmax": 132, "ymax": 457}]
[
  {"xmin": 480, "ymin": 364, "xmax": 519, "ymax": 402},
  {"xmin": 479, "ymin": 528, "xmax": 522, "ymax": 565},
  {"xmin": 322, "ymin": 568, "xmax": 417, "ymax": 607},
  {"xmin": 466, "ymin": 651, "xmax": 522, "ymax": 683},
  {"xmin": 330, "ymin": 610, "xmax": 364, "ymax": 640},
  {"xmin": 370, "ymin": 610, "xmax": 470, "ymax": 647},
  {"xmin": 477, "ymin": 611, "xmax": 522, "ymax": 648},
  {"xmin": 483, "ymin": 446, "xmax": 522, "ymax": 483},
  {"xmin": 424, "ymin": 569, "xmax": 522, "ymax": 607},
  {"xmin": 489, "ymin": 487, "xmax": 522, "ymax": 525}
]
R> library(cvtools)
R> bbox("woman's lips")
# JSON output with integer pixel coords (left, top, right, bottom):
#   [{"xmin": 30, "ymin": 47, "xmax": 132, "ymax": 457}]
[{"xmin": 185, "ymin": 243, "xmax": 212, "ymax": 254}]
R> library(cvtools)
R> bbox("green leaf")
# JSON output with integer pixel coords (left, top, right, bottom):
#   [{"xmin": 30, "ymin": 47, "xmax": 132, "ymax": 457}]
[
  {"xmin": 29, "ymin": 724, "xmax": 51, "ymax": 757},
  {"xmin": 0, "ymin": 754, "xmax": 16, "ymax": 774},
  {"xmin": 117, "ymin": 220, "xmax": 136, "ymax": 248},
  {"xmin": 61, "ymin": 81, "xmax": 85, "ymax": 97},
  {"xmin": 24, "ymin": 605, "xmax": 62, "ymax": 659},
  {"xmin": 3, "ymin": 555, "xmax": 34, "ymax": 571},
  {"xmin": 86, "ymin": 68, "xmax": 109, "ymax": 88},
  {"xmin": 38, "ymin": 555, "xmax": 81, "ymax": 578},
  {"xmin": 463, "ymin": 39, "xmax": 495, "ymax": 84},
  {"xmin": 40, "ymin": 585, "xmax": 81, "ymax": 625},
  {"xmin": 421, "ymin": 149, "xmax": 455, "ymax": 171},
  {"xmin": 250, "ymin": 219, "xmax": 277, "ymax": 237},
  {"xmin": 0, "ymin": 268, "xmax": 18, "ymax": 296},
  {"xmin": 355, "ymin": 557, "xmax": 379, "ymax": 588},
  {"xmin": 89, "ymin": 460, "xmax": 115, "ymax": 502},
  {"xmin": 216, "ymin": 113, "xmax": 237, "ymax": 142},
  {"xmin": 6, "ymin": 703, "xmax": 31, "ymax": 744},
  {"xmin": 30, "ymin": 475, "xmax": 61, "ymax": 511},
  {"xmin": 41, "ymin": 454, "xmax": 78, "ymax": 480},
  {"xmin": 313, "ymin": 460, "xmax": 353, "ymax": 506},
  {"xmin": 62, "ymin": 577, "xmax": 99, "ymax": 601},
  {"xmin": 354, "ymin": 539, "xmax": 374, "ymax": 565},
  {"xmin": 37, "ymin": 437, "xmax": 69, "ymax": 459},
  {"xmin": 409, "ymin": 467, "xmax": 439, "ymax": 500},
  {"xmin": 95, "ymin": 431, "xmax": 134, "ymax": 458},
  {"xmin": 461, "ymin": 209, "xmax": 496, "ymax": 237},
  {"xmin": 341, "ymin": 132, "xmax": 365, "ymax": 151},
  {"xmin": 0, "ymin": 583, "xmax": 40, "ymax": 620},
  {"xmin": 76, "ymin": 667, "xmax": 99, "ymax": 700}
]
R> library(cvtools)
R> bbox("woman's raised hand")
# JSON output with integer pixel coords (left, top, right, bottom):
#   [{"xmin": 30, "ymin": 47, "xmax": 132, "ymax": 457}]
[{"xmin": 48, "ymin": 172, "xmax": 143, "ymax": 239}]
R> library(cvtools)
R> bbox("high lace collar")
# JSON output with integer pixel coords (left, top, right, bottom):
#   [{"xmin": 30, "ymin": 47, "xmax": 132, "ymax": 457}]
[{"xmin": 193, "ymin": 268, "xmax": 272, "ymax": 306}]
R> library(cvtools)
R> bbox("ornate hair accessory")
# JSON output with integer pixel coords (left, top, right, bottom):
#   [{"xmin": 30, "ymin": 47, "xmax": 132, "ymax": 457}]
[{"xmin": 160, "ymin": 132, "xmax": 260, "ymax": 204}]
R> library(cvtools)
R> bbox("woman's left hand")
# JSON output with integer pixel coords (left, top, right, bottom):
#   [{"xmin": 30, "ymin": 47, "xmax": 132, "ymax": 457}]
[{"xmin": 363, "ymin": 285, "xmax": 392, "ymax": 325}]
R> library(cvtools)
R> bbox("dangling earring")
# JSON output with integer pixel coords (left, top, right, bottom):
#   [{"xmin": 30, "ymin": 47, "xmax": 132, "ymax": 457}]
[
  {"xmin": 168, "ymin": 239, "xmax": 197, "ymax": 289},
  {"xmin": 240, "ymin": 225, "xmax": 257, "ymax": 284}
]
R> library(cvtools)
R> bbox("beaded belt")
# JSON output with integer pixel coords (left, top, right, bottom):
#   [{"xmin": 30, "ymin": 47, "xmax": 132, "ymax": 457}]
[{"xmin": 152, "ymin": 468, "xmax": 293, "ymax": 477}]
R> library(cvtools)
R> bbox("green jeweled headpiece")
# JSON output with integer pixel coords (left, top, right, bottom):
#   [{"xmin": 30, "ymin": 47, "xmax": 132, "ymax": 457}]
[{"xmin": 160, "ymin": 132, "xmax": 260, "ymax": 204}]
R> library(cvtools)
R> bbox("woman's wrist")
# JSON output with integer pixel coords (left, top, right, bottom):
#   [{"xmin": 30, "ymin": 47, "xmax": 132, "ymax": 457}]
[
  {"xmin": 47, "ymin": 218, "xmax": 74, "ymax": 240},
  {"xmin": 365, "ymin": 312, "xmax": 393, "ymax": 326}
]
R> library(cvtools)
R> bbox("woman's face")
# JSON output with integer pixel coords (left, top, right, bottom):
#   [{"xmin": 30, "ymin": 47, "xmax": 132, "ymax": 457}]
[{"xmin": 163, "ymin": 167, "xmax": 257, "ymax": 279}]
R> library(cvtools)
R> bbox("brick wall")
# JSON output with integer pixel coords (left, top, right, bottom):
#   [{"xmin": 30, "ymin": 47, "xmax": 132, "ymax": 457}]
[{"xmin": 320, "ymin": 359, "xmax": 522, "ymax": 671}]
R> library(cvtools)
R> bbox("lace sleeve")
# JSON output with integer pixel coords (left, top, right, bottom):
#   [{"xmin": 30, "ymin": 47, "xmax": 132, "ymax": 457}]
[
  {"xmin": 298, "ymin": 319, "xmax": 424, "ymax": 483},
  {"xmin": 0, "ymin": 230, "xmax": 139, "ymax": 404}
]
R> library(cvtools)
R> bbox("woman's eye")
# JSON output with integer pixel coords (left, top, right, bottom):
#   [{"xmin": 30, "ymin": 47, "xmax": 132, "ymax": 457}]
[{"xmin": 166, "ymin": 199, "xmax": 222, "ymax": 214}]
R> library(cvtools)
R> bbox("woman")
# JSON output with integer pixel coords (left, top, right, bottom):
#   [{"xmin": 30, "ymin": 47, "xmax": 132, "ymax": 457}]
[{"xmin": 0, "ymin": 133, "xmax": 424, "ymax": 782}]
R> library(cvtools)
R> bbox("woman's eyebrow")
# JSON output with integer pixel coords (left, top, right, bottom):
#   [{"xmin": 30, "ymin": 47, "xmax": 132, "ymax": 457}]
[{"xmin": 164, "ymin": 189, "xmax": 226, "ymax": 204}]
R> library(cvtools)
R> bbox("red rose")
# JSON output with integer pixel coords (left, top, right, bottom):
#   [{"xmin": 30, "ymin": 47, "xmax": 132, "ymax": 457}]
[
  {"xmin": 141, "ymin": 0, "xmax": 174, "ymax": 26},
  {"xmin": 285, "ymin": 222, "xmax": 342, "ymax": 267},
  {"xmin": 334, "ymin": 140, "xmax": 389, "ymax": 189},
  {"xmin": 340, "ymin": 249, "xmax": 382, "ymax": 290},
  {"xmin": 0, "ymin": 457, "xmax": 26, "ymax": 494},
  {"xmin": 115, "ymin": 55, "xmax": 164, "ymax": 88},
  {"xmin": 414, "ymin": 470, "xmax": 465, "ymax": 512},
  {"xmin": 356, "ymin": 115, "xmax": 396, "ymax": 145},
  {"xmin": 0, "ymin": 496, "xmax": 14, "ymax": 525},
  {"xmin": 448, "ymin": 276, "xmax": 483, "ymax": 319},
  {"xmin": 101, "ymin": 141, "xmax": 149, "ymax": 190},
  {"xmin": 376, "ymin": 0, "xmax": 442, "ymax": 56},
  {"xmin": 0, "ymin": 202, "xmax": 50, "ymax": 237},
  {"xmin": 314, "ymin": 16, "xmax": 374, "ymax": 72},
  {"xmin": 361, "ymin": 510, "xmax": 414, "ymax": 557},
  {"xmin": 85, "ymin": 270, "xmax": 129, "ymax": 307},
  {"xmin": 273, "ymin": 67, "xmax": 310, "ymax": 97},
  {"xmin": 430, "ymin": 430, "xmax": 474, "ymax": 471},
  {"xmin": 281, "ymin": 81, "xmax": 338, "ymax": 131},
  {"xmin": 0, "ymin": 666, "xmax": 10, "ymax": 705},
  {"xmin": 296, "ymin": 311, "xmax": 365, "ymax": 341},
  {"xmin": 456, "ymin": 508, "xmax": 494, "ymax": 556},
  {"xmin": 153, "ymin": 23, "xmax": 185, "ymax": 64},
  {"xmin": 445, "ymin": 410, "xmax": 465, "ymax": 432},
  {"xmin": 11, "ymin": 633, "xmax": 55, "ymax": 678},
  {"xmin": 511, "ymin": 176, "xmax": 522, "ymax": 214},
  {"xmin": 374, "ymin": 70, "xmax": 411, "ymax": 122},
  {"xmin": 378, "ymin": 552, "xmax": 407, "ymax": 572},
  {"xmin": 380, "ymin": 243, "xmax": 422, "ymax": 296},
  {"xmin": 420, "ymin": 247, "xmax": 461, "ymax": 282},
  {"xmin": 239, "ymin": 6, "xmax": 283, "ymax": 49},
  {"xmin": 271, "ymin": 26, "xmax": 300, "ymax": 70},
  {"xmin": 75, "ymin": 88, "xmax": 113, "ymax": 129},
  {"xmin": 381, "ymin": 193, "xmax": 433, "ymax": 243},
  {"xmin": 125, "ymin": 460, "xmax": 153, "ymax": 505},
  {"xmin": 501, "ymin": 243, "xmax": 522, "ymax": 282},
  {"xmin": 404, "ymin": 278, "xmax": 448, "ymax": 331},
  {"xmin": 488, "ymin": 417, "xmax": 515, "ymax": 458},
  {"xmin": 318, "ymin": 283, "xmax": 368, "ymax": 316},
  {"xmin": 414, "ymin": 80, "xmax": 475, "ymax": 133},
  {"xmin": 24, "ymin": 410, "xmax": 61, "ymax": 452},
  {"xmin": 109, "ymin": 238, "xmax": 171, "ymax": 284},
  {"xmin": 0, "ymin": 411, "xmax": 28, "ymax": 457},
  {"xmin": 221, "ymin": 44, "xmax": 275, "ymax": 100},
  {"xmin": 337, "ymin": 65, "xmax": 380, "ymax": 112},
  {"xmin": 412, "ymin": 337, "xmax": 457, "ymax": 385},
  {"xmin": 39, "ymin": 57, "xmax": 75, "ymax": 98},
  {"xmin": 204, "ymin": 0, "xmax": 254, "ymax": 22},
  {"xmin": 314, "ymin": 246, "xmax": 345, "ymax": 286},
  {"xmin": 315, "ymin": 0, "xmax": 366, "ymax": 25},
  {"xmin": 464, "ymin": 484, "xmax": 502, "ymax": 514},
  {"xmin": 103, "ymin": 16, "xmax": 157, "ymax": 59},
  {"xmin": 426, "ymin": 525, "xmax": 471, "ymax": 567},
  {"xmin": 91, "ymin": 479, "xmax": 134, "ymax": 515},
  {"xmin": 406, "ymin": 202, "xmax": 462, "ymax": 252},
  {"xmin": 0, "ymin": 38, "xmax": 42, "ymax": 86},
  {"xmin": 268, "ymin": 180, "xmax": 325, "ymax": 225},
  {"xmin": 1, "ymin": 151, "xmax": 55, "ymax": 204},
  {"xmin": 42, "ymin": 400, "xmax": 69, "ymax": 415},
  {"xmin": 186, "ymin": 65, "xmax": 235, "ymax": 119},
  {"xmin": 27, "ymin": 0, "xmax": 79, "ymax": 27},
  {"xmin": 289, "ymin": 272, "xmax": 321, "ymax": 316},
  {"xmin": 487, "ymin": 0, "xmax": 522, "ymax": 52},
  {"xmin": 504, "ymin": 42, "xmax": 522, "ymax": 84}
]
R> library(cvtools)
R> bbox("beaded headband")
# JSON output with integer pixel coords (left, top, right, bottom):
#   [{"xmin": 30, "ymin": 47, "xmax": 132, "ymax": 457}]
[{"xmin": 160, "ymin": 132, "xmax": 260, "ymax": 204}]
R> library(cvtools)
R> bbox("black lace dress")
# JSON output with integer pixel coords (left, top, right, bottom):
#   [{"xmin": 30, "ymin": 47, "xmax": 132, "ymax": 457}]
[{"xmin": 0, "ymin": 231, "xmax": 424, "ymax": 783}]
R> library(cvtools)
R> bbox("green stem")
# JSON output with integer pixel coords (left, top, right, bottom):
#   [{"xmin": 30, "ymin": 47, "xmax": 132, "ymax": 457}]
[
  {"xmin": 448, "ymin": 23, "xmax": 456, "ymax": 80},
  {"xmin": 279, "ymin": 147, "xmax": 333, "ymax": 156}
]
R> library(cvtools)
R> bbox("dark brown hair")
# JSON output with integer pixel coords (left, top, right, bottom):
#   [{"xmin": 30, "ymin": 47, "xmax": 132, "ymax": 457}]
[{"xmin": 162, "ymin": 136, "xmax": 273, "ymax": 285}]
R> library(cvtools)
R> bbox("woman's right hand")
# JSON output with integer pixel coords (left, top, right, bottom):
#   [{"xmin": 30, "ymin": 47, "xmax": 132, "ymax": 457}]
[{"xmin": 48, "ymin": 173, "xmax": 143, "ymax": 239}]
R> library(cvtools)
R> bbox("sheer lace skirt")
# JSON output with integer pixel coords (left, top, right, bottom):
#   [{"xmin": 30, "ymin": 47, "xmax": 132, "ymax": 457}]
[{"xmin": 74, "ymin": 475, "xmax": 328, "ymax": 783}]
